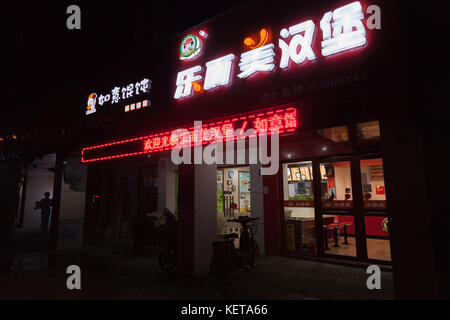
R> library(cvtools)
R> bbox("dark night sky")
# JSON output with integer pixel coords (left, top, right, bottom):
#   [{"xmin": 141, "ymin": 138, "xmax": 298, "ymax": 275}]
[
  {"xmin": 5, "ymin": 0, "xmax": 249, "ymax": 135},
  {"xmin": 5, "ymin": 0, "xmax": 447, "ymax": 146}
]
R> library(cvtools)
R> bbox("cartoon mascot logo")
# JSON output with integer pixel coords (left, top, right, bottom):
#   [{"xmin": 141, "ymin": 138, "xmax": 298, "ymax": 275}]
[
  {"xmin": 382, "ymin": 218, "xmax": 389, "ymax": 233},
  {"xmin": 86, "ymin": 93, "xmax": 97, "ymax": 115},
  {"xmin": 179, "ymin": 34, "xmax": 201, "ymax": 60}
]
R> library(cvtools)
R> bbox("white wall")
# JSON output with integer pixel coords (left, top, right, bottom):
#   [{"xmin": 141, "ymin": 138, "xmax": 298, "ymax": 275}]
[
  {"xmin": 57, "ymin": 180, "xmax": 86, "ymax": 249},
  {"xmin": 22, "ymin": 153, "xmax": 56, "ymax": 234},
  {"xmin": 56, "ymin": 154, "xmax": 87, "ymax": 249},
  {"xmin": 217, "ymin": 166, "xmax": 251, "ymax": 235},
  {"xmin": 335, "ymin": 166, "xmax": 352, "ymax": 200},
  {"xmin": 361, "ymin": 165, "xmax": 386, "ymax": 200},
  {"xmin": 221, "ymin": 166, "xmax": 249, "ymax": 210},
  {"xmin": 284, "ymin": 207, "xmax": 315, "ymax": 218},
  {"xmin": 158, "ymin": 158, "xmax": 178, "ymax": 213},
  {"xmin": 194, "ymin": 163, "xmax": 217, "ymax": 275}
]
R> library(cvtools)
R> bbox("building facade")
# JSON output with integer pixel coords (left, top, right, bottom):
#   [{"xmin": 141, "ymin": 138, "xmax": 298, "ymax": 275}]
[{"xmin": 3, "ymin": 0, "xmax": 449, "ymax": 299}]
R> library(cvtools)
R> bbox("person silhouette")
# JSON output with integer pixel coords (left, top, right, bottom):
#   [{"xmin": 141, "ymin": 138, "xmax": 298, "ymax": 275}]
[{"xmin": 38, "ymin": 192, "xmax": 53, "ymax": 233}]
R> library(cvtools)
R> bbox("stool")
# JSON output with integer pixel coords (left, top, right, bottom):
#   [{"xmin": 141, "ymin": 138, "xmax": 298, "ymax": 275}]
[
  {"xmin": 331, "ymin": 224, "xmax": 340, "ymax": 248},
  {"xmin": 325, "ymin": 223, "xmax": 340, "ymax": 248},
  {"xmin": 342, "ymin": 223, "xmax": 351, "ymax": 245},
  {"xmin": 323, "ymin": 225, "xmax": 330, "ymax": 250}
]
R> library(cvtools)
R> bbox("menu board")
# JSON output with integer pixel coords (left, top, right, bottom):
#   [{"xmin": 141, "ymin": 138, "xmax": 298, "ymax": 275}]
[
  {"xmin": 239, "ymin": 171, "xmax": 251, "ymax": 213},
  {"xmin": 299, "ymin": 167, "xmax": 311, "ymax": 180},
  {"xmin": 290, "ymin": 168, "xmax": 301, "ymax": 181},
  {"xmin": 288, "ymin": 166, "xmax": 312, "ymax": 181},
  {"xmin": 320, "ymin": 165, "xmax": 328, "ymax": 180},
  {"xmin": 287, "ymin": 167, "xmax": 292, "ymax": 181},
  {"xmin": 369, "ymin": 165, "xmax": 384, "ymax": 181},
  {"xmin": 217, "ymin": 170, "xmax": 223, "ymax": 212}
]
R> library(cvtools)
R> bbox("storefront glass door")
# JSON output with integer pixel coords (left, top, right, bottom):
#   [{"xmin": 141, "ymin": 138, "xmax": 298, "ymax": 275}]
[
  {"xmin": 317, "ymin": 156, "xmax": 391, "ymax": 263},
  {"xmin": 282, "ymin": 155, "xmax": 392, "ymax": 264},
  {"xmin": 318, "ymin": 159, "xmax": 357, "ymax": 258},
  {"xmin": 360, "ymin": 157, "xmax": 391, "ymax": 262},
  {"xmin": 282, "ymin": 161, "xmax": 317, "ymax": 255}
]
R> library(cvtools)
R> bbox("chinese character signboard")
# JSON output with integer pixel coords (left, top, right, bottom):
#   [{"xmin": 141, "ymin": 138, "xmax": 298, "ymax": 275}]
[
  {"xmin": 173, "ymin": 1, "xmax": 380, "ymax": 104},
  {"xmin": 85, "ymin": 78, "xmax": 152, "ymax": 116},
  {"xmin": 82, "ymin": 105, "xmax": 298, "ymax": 162}
]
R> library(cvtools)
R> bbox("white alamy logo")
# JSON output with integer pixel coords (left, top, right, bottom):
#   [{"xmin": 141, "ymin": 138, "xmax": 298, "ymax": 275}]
[
  {"xmin": 66, "ymin": 265, "xmax": 81, "ymax": 290},
  {"xmin": 366, "ymin": 265, "xmax": 381, "ymax": 290},
  {"xmin": 170, "ymin": 121, "xmax": 279, "ymax": 175}
]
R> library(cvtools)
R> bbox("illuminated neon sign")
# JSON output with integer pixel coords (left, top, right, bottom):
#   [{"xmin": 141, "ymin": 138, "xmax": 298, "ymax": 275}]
[
  {"xmin": 81, "ymin": 105, "xmax": 298, "ymax": 162},
  {"xmin": 174, "ymin": 1, "xmax": 374, "ymax": 100},
  {"xmin": 85, "ymin": 78, "xmax": 152, "ymax": 115}
]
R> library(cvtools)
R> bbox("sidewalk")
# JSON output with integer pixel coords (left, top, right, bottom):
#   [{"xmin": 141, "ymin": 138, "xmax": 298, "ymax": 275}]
[{"xmin": 1, "ymin": 237, "xmax": 394, "ymax": 300}]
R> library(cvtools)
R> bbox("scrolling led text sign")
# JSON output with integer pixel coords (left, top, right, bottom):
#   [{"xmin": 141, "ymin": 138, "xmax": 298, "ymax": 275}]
[
  {"xmin": 81, "ymin": 106, "xmax": 297, "ymax": 163},
  {"xmin": 174, "ymin": 1, "xmax": 379, "ymax": 100}
]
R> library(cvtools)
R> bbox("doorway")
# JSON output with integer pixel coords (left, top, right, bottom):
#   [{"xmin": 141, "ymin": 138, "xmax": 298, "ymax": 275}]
[{"xmin": 217, "ymin": 166, "xmax": 251, "ymax": 248}]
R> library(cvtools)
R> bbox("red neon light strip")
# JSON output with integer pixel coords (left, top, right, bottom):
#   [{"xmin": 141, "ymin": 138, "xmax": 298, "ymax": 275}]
[{"xmin": 82, "ymin": 105, "xmax": 298, "ymax": 163}]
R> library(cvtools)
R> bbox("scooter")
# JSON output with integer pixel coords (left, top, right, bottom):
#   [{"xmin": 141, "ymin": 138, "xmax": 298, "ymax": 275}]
[{"xmin": 210, "ymin": 216, "xmax": 260, "ymax": 284}]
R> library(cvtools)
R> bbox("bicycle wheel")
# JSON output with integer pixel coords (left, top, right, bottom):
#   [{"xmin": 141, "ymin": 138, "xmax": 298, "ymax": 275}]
[
  {"xmin": 159, "ymin": 247, "xmax": 177, "ymax": 271},
  {"xmin": 249, "ymin": 241, "xmax": 260, "ymax": 268}
]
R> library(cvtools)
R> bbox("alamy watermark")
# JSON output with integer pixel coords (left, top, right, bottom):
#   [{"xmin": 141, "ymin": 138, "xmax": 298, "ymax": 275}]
[
  {"xmin": 366, "ymin": 265, "xmax": 381, "ymax": 290},
  {"xmin": 66, "ymin": 265, "xmax": 81, "ymax": 290},
  {"xmin": 66, "ymin": 5, "xmax": 81, "ymax": 30},
  {"xmin": 170, "ymin": 121, "xmax": 279, "ymax": 175}
]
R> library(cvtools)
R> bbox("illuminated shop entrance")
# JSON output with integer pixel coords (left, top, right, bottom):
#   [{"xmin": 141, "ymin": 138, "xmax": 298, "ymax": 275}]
[
  {"xmin": 217, "ymin": 166, "xmax": 251, "ymax": 248},
  {"xmin": 282, "ymin": 155, "xmax": 391, "ymax": 264}
]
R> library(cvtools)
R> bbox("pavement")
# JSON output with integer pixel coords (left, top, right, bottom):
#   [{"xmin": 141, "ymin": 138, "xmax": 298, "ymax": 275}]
[{"xmin": 0, "ymin": 230, "xmax": 394, "ymax": 300}]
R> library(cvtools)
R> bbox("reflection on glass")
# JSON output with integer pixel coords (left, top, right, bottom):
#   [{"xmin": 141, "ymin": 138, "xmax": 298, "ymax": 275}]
[
  {"xmin": 357, "ymin": 121, "xmax": 380, "ymax": 141},
  {"xmin": 323, "ymin": 215, "xmax": 356, "ymax": 257},
  {"xmin": 360, "ymin": 158, "xmax": 386, "ymax": 209},
  {"xmin": 320, "ymin": 161, "xmax": 353, "ymax": 209},
  {"xmin": 317, "ymin": 125, "xmax": 349, "ymax": 143}
]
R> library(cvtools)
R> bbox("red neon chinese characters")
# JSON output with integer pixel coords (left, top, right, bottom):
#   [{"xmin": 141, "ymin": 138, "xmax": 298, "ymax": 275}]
[
  {"xmin": 144, "ymin": 139, "xmax": 153, "ymax": 150},
  {"xmin": 267, "ymin": 113, "xmax": 284, "ymax": 132},
  {"xmin": 284, "ymin": 110, "xmax": 297, "ymax": 129},
  {"xmin": 82, "ymin": 105, "xmax": 298, "ymax": 163},
  {"xmin": 144, "ymin": 133, "xmax": 173, "ymax": 151},
  {"xmin": 253, "ymin": 117, "xmax": 268, "ymax": 132}
]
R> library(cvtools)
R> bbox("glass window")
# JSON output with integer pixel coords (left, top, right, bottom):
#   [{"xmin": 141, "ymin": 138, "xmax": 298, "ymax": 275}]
[
  {"xmin": 283, "ymin": 161, "xmax": 316, "ymax": 255},
  {"xmin": 360, "ymin": 158, "xmax": 386, "ymax": 210},
  {"xmin": 357, "ymin": 121, "xmax": 380, "ymax": 141},
  {"xmin": 365, "ymin": 215, "xmax": 391, "ymax": 261},
  {"xmin": 317, "ymin": 125, "xmax": 349, "ymax": 143},
  {"xmin": 323, "ymin": 215, "xmax": 356, "ymax": 257},
  {"xmin": 320, "ymin": 161, "xmax": 353, "ymax": 209}
]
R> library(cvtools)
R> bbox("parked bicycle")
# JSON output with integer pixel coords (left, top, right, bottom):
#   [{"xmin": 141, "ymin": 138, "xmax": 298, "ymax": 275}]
[
  {"xmin": 210, "ymin": 216, "xmax": 260, "ymax": 284},
  {"xmin": 132, "ymin": 208, "xmax": 177, "ymax": 271}
]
